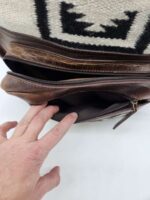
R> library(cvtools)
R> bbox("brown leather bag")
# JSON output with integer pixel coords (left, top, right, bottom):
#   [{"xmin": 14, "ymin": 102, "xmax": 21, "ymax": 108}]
[{"xmin": 0, "ymin": 27, "xmax": 150, "ymax": 129}]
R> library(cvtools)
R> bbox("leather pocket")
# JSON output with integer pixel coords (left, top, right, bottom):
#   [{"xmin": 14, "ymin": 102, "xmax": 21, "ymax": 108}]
[{"xmin": 2, "ymin": 72, "xmax": 147, "ymax": 123}]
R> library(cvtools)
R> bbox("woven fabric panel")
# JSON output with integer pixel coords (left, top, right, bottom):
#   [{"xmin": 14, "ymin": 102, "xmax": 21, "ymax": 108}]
[{"xmin": 0, "ymin": 0, "xmax": 150, "ymax": 54}]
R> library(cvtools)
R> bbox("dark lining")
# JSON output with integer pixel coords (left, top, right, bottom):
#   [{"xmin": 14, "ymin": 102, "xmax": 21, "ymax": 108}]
[{"xmin": 4, "ymin": 59, "xmax": 100, "ymax": 81}]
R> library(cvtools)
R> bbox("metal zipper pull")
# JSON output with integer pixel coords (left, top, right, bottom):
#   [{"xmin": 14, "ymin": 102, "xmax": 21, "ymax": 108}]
[
  {"xmin": 130, "ymin": 99, "xmax": 138, "ymax": 112},
  {"xmin": 113, "ymin": 99, "xmax": 138, "ymax": 129}
]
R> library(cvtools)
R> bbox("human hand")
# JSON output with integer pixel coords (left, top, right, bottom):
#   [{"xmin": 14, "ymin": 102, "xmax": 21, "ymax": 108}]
[{"xmin": 0, "ymin": 104, "xmax": 78, "ymax": 200}]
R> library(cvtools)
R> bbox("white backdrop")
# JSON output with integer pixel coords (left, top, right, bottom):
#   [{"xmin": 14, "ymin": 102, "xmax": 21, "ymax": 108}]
[{"xmin": 0, "ymin": 58, "xmax": 150, "ymax": 200}]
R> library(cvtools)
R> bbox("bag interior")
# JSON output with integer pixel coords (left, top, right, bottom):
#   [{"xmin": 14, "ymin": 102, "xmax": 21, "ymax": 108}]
[
  {"xmin": 4, "ymin": 59, "xmax": 101, "ymax": 81},
  {"xmin": 49, "ymin": 91, "xmax": 148, "ymax": 122},
  {"xmin": 47, "ymin": 91, "xmax": 130, "ymax": 122},
  {"xmin": 3, "ymin": 59, "xmax": 133, "ymax": 120},
  {"xmin": 3, "ymin": 59, "xmax": 149, "ymax": 122}
]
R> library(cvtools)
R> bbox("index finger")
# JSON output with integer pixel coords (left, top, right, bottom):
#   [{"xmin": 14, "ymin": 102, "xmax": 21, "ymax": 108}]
[{"xmin": 39, "ymin": 112, "xmax": 78, "ymax": 153}]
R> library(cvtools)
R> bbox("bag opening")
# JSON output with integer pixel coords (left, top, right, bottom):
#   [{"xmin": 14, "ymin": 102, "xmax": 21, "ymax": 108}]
[
  {"xmin": 47, "ymin": 90, "xmax": 130, "ymax": 122},
  {"xmin": 4, "ymin": 59, "xmax": 101, "ymax": 81}
]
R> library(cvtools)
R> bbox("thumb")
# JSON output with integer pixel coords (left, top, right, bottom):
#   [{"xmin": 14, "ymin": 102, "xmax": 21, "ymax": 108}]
[{"xmin": 35, "ymin": 166, "xmax": 60, "ymax": 198}]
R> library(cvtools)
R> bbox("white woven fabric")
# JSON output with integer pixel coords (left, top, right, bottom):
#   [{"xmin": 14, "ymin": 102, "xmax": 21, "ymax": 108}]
[
  {"xmin": 0, "ymin": 0, "xmax": 149, "ymax": 54},
  {"xmin": 0, "ymin": 0, "xmax": 40, "ymax": 37}
]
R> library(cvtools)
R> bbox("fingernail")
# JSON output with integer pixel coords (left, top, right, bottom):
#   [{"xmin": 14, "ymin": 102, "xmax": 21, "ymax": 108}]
[
  {"xmin": 54, "ymin": 106, "xmax": 59, "ymax": 111},
  {"xmin": 48, "ymin": 105, "xmax": 59, "ymax": 111},
  {"xmin": 70, "ymin": 112, "xmax": 78, "ymax": 119},
  {"xmin": 58, "ymin": 167, "xmax": 60, "ymax": 173},
  {"xmin": 11, "ymin": 121, "xmax": 17, "ymax": 123},
  {"xmin": 55, "ymin": 166, "xmax": 60, "ymax": 173},
  {"xmin": 12, "ymin": 121, "xmax": 18, "ymax": 125}
]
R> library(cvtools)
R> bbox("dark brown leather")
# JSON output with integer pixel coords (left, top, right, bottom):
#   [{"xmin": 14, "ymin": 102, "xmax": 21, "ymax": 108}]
[{"xmin": 0, "ymin": 26, "xmax": 150, "ymax": 129}]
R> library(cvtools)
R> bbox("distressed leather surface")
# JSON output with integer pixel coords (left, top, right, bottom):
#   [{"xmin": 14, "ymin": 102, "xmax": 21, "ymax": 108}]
[{"xmin": 0, "ymin": 27, "xmax": 150, "ymax": 128}]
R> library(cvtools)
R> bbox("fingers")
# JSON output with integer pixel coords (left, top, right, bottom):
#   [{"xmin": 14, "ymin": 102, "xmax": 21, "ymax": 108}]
[
  {"xmin": 35, "ymin": 166, "xmax": 60, "ymax": 198},
  {"xmin": 23, "ymin": 105, "xmax": 59, "ymax": 141},
  {"xmin": 0, "ymin": 121, "xmax": 18, "ymax": 137},
  {"xmin": 13, "ymin": 104, "xmax": 47, "ymax": 137},
  {"xmin": 0, "ymin": 121, "xmax": 18, "ymax": 143},
  {"xmin": 39, "ymin": 112, "xmax": 78, "ymax": 154}
]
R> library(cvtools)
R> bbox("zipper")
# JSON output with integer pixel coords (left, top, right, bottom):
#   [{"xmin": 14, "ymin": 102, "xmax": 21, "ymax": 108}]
[
  {"xmin": 80, "ymin": 99, "xmax": 139, "ymax": 129},
  {"xmin": 113, "ymin": 99, "xmax": 138, "ymax": 129},
  {"xmin": 130, "ymin": 99, "xmax": 138, "ymax": 112},
  {"xmin": 5, "ymin": 55, "xmax": 150, "ymax": 76}
]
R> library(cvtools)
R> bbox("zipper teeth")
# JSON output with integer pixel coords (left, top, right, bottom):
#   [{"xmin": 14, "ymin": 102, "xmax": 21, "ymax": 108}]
[
  {"xmin": 6, "ymin": 55, "xmax": 150, "ymax": 74},
  {"xmin": 36, "ymin": 64, "xmax": 150, "ymax": 74},
  {"xmin": 5, "ymin": 56, "xmax": 150, "ymax": 79}
]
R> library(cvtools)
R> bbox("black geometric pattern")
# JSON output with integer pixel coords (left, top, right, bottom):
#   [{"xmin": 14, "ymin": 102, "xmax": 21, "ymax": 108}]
[
  {"xmin": 61, "ymin": 2, "xmax": 138, "ymax": 40},
  {"xmin": 34, "ymin": 0, "xmax": 150, "ymax": 54},
  {"xmin": 34, "ymin": 0, "xmax": 50, "ymax": 40}
]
